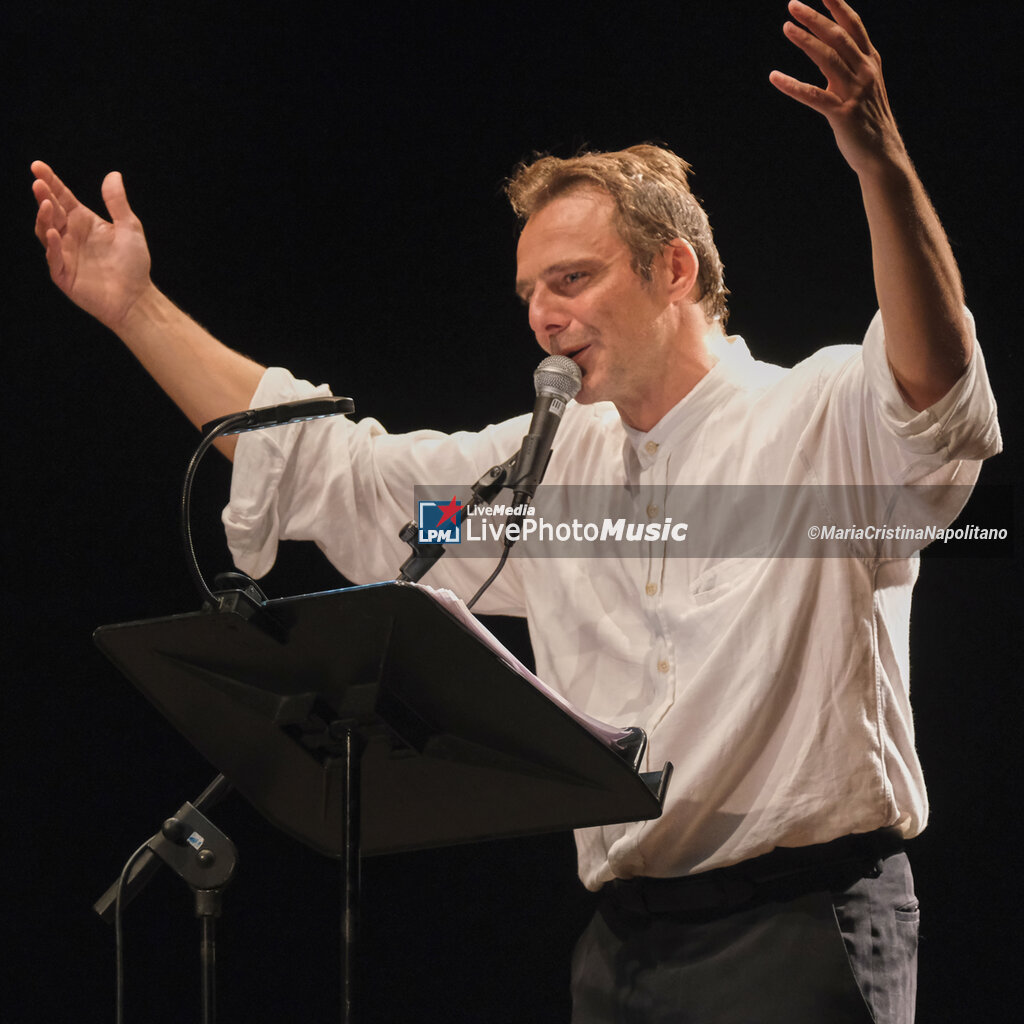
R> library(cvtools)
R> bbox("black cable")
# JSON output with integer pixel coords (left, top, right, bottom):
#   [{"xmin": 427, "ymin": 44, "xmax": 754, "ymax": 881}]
[
  {"xmin": 115, "ymin": 835, "xmax": 160, "ymax": 1024},
  {"xmin": 466, "ymin": 541, "xmax": 512, "ymax": 610},
  {"xmin": 180, "ymin": 414, "xmax": 248, "ymax": 608}
]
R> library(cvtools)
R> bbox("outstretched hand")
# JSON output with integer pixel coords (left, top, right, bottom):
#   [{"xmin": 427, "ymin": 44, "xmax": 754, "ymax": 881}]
[
  {"xmin": 31, "ymin": 161, "xmax": 153, "ymax": 329},
  {"xmin": 769, "ymin": 0, "xmax": 905, "ymax": 176}
]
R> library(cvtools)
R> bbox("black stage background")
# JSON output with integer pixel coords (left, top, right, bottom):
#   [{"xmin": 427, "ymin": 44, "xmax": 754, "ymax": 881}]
[{"xmin": 5, "ymin": 3, "xmax": 1020, "ymax": 1021}]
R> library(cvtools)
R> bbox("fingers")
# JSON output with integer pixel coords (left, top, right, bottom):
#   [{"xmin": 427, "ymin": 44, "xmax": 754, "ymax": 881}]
[
  {"xmin": 820, "ymin": 0, "xmax": 873, "ymax": 55},
  {"xmin": 772, "ymin": 1, "xmax": 881, "ymax": 111},
  {"xmin": 30, "ymin": 189, "xmax": 70, "ymax": 282},
  {"xmin": 33, "ymin": 186, "xmax": 71, "ymax": 249},
  {"xmin": 30, "ymin": 160, "xmax": 81, "ymax": 215},
  {"xmin": 42, "ymin": 223, "xmax": 68, "ymax": 283},
  {"xmin": 31, "ymin": 161, "xmax": 74, "ymax": 248},
  {"xmin": 33, "ymin": 190, "xmax": 53, "ymax": 245},
  {"xmin": 768, "ymin": 69, "xmax": 837, "ymax": 117},
  {"xmin": 782, "ymin": 18, "xmax": 858, "ymax": 92},
  {"xmin": 786, "ymin": 1, "xmax": 865, "ymax": 70},
  {"xmin": 30, "ymin": 159, "xmax": 58, "ymax": 190}
]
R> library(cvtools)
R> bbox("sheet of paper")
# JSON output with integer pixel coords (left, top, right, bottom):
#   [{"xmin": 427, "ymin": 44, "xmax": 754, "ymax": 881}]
[{"xmin": 415, "ymin": 582, "xmax": 640, "ymax": 749}]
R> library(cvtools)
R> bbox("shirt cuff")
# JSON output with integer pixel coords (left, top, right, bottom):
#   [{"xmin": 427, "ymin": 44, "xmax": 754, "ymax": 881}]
[{"xmin": 862, "ymin": 307, "xmax": 1002, "ymax": 463}]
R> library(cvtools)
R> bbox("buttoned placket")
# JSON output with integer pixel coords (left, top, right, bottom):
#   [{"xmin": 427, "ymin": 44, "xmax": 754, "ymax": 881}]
[
  {"xmin": 617, "ymin": 358, "xmax": 740, "ymax": 756},
  {"xmin": 630, "ymin": 433, "xmax": 677, "ymax": 745}
]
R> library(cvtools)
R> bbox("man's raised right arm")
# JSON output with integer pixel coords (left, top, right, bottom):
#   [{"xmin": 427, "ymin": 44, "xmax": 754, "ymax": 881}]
[{"xmin": 31, "ymin": 161, "xmax": 264, "ymax": 458}]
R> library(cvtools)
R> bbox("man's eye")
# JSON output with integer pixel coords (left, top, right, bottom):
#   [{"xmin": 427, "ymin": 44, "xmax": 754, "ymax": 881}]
[{"xmin": 565, "ymin": 272, "xmax": 587, "ymax": 286}]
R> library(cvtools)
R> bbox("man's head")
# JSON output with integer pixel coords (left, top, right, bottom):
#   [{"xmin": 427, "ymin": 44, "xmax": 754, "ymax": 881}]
[{"xmin": 505, "ymin": 144, "xmax": 728, "ymax": 325}]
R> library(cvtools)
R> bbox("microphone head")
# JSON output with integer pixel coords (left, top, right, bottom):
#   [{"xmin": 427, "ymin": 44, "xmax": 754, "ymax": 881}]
[{"xmin": 534, "ymin": 354, "xmax": 582, "ymax": 402}]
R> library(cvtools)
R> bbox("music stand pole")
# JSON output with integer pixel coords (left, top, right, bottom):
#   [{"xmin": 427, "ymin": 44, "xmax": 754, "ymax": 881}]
[{"xmin": 338, "ymin": 724, "xmax": 365, "ymax": 1024}]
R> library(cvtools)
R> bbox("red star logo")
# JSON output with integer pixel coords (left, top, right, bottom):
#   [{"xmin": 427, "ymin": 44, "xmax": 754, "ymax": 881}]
[{"xmin": 436, "ymin": 495, "xmax": 461, "ymax": 529}]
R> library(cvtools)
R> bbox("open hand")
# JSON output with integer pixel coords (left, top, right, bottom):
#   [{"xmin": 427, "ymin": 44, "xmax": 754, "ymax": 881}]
[
  {"xmin": 769, "ymin": 0, "xmax": 906, "ymax": 176},
  {"xmin": 31, "ymin": 161, "xmax": 153, "ymax": 329}
]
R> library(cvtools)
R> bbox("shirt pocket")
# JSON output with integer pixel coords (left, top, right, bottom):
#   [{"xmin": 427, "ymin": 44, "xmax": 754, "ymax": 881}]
[{"xmin": 689, "ymin": 557, "xmax": 763, "ymax": 606}]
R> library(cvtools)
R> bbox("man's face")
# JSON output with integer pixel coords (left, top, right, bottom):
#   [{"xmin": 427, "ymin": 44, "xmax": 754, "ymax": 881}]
[{"xmin": 515, "ymin": 189, "xmax": 679, "ymax": 426}]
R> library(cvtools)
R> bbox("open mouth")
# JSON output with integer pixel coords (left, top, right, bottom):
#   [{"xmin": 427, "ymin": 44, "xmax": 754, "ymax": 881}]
[{"xmin": 563, "ymin": 344, "xmax": 590, "ymax": 372}]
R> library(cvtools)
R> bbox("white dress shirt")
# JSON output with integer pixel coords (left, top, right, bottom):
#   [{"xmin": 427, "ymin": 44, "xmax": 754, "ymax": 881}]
[{"xmin": 224, "ymin": 312, "xmax": 1000, "ymax": 890}]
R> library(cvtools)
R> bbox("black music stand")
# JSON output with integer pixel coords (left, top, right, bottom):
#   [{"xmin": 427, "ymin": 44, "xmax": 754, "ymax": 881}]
[{"xmin": 94, "ymin": 581, "xmax": 671, "ymax": 1021}]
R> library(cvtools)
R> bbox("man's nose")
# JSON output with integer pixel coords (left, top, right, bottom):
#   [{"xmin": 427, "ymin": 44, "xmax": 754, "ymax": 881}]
[{"xmin": 529, "ymin": 285, "xmax": 571, "ymax": 347}]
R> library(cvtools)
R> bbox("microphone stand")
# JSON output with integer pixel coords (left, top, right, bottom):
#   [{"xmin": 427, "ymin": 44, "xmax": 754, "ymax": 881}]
[
  {"xmin": 150, "ymin": 802, "xmax": 238, "ymax": 1024},
  {"xmin": 93, "ymin": 774, "xmax": 235, "ymax": 924},
  {"xmin": 95, "ymin": 396, "xmax": 355, "ymax": 1021}
]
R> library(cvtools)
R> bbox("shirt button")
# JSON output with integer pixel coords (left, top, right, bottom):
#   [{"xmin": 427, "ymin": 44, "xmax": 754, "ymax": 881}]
[
  {"xmin": 657, "ymin": 660, "xmax": 670, "ymax": 674},
  {"xmin": 645, "ymin": 582, "xmax": 658, "ymax": 596},
  {"xmin": 646, "ymin": 503, "xmax": 659, "ymax": 518},
  {"xmin": 645, "ymin": 440, "xmax": 659, "ymax": 455}
]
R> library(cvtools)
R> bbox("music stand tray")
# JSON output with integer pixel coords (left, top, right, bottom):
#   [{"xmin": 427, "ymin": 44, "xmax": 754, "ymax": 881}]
[{"xmin": 94, "ymin": 581, "xmax": 670, "ymax": 858}]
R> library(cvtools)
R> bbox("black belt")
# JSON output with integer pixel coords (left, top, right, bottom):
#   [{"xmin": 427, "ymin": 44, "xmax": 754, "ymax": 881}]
[{"xmin": 606, "ymin": 827, "xmax": 906, "ymax": 916}]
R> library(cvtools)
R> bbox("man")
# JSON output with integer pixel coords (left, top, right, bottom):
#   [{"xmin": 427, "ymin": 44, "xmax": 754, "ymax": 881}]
[{"xmin": 31, "ymin": 2, "xmax": 1000, "ymax": 1020}]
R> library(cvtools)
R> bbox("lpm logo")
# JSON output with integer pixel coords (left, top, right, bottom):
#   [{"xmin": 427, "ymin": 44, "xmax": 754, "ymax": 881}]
[{"xmin": 417, "ymin": 496, "xmax": 462, "ymax": 544}]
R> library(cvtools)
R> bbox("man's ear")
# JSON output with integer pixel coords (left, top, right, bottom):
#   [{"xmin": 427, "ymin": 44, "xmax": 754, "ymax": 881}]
[{"xmin": 662, "ymin": 238, "xmax": 701, "ymax": 304}]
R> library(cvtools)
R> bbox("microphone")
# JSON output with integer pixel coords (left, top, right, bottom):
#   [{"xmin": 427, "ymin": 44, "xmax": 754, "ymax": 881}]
[{"xmin": 509, "ymin": 354, "xmax": 582, "ymax": 508}]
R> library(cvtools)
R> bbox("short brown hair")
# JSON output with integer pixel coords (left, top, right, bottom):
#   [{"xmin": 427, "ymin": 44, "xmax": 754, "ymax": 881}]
[{"xmin": 506, "ymin": 144, "xmax": 728, "ymax": 324}]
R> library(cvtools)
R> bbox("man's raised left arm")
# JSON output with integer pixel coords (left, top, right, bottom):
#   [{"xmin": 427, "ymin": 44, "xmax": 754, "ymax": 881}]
[{"xmin": 769, "ymin": 0, "xmax": 970, "ymax": 411}]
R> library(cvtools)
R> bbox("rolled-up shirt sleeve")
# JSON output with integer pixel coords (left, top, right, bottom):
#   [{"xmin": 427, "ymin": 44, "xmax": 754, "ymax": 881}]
[
  {"xmin": 860, "ymin": 307, "xmax": 1001, "ymax": 469},
  {"xmin": 780, "ymin": 308, "xmax": 1002, "ymax": 560},
  {"xmin": 223, "ymin": 367, "xmax": 530, "ymax": 614},
  {"xmin": 793, "ymin": 308, "xmax": 1001, "ymax": 494},
  {"xmin": 223, "ymin": 368, "xmax": 334, "ymax": 578}
]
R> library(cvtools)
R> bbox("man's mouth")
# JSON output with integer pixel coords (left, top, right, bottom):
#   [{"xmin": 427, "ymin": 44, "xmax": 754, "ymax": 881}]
[{"xmin": 562, "ymin": 344, "xmax": 590, "ymax": 372}]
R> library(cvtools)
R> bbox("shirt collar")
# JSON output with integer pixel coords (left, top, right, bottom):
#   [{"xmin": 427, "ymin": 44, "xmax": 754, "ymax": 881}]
[{"xmin": 622, "ymin": 332, "xmax": 752, "ymax": 468}]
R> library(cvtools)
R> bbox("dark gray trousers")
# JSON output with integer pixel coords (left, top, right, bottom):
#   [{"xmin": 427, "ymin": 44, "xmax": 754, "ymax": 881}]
[{"xmin": 571, "ymin": 848, "xmax": 918, "ymax": 1024}]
